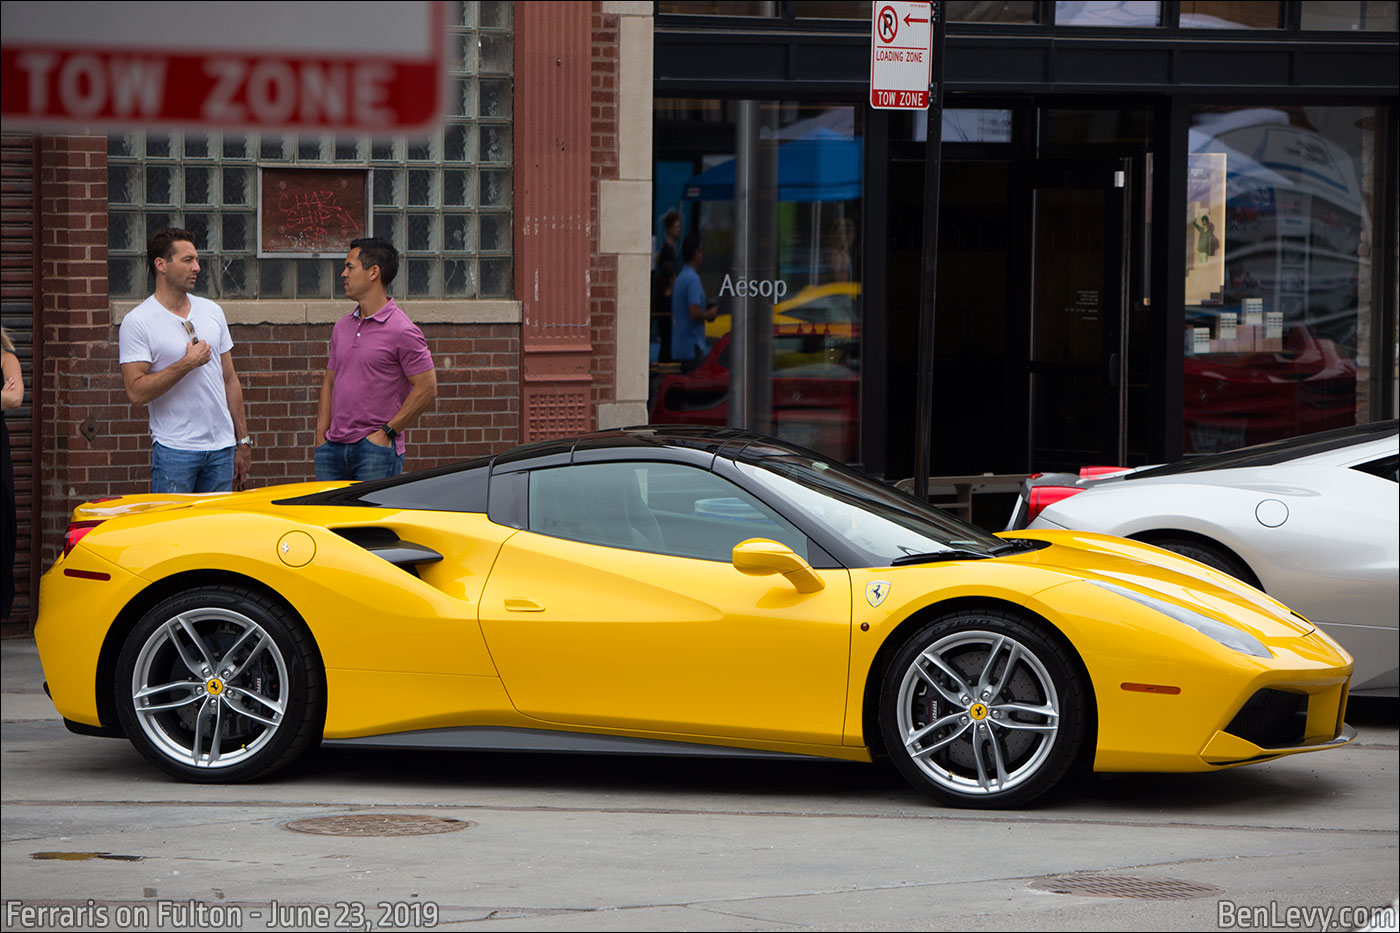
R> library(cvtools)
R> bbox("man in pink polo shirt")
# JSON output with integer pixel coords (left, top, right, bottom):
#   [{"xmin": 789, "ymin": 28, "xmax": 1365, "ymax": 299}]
[{"xmin": 314, "ymin": 237, "xmax": 437, "ymax": 481}]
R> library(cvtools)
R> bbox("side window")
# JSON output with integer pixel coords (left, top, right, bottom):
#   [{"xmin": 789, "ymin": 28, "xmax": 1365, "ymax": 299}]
[
  {"xmin": 528, "ymin": 462, "xmax": 809, "ymax": 561},
  {"xmin": 1352, "ymin": 453, "xmax": 1399, "ymax": 483}
]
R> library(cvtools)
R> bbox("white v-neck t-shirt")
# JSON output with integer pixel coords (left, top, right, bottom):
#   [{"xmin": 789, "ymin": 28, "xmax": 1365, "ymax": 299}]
[{"xmin": 118, "ymin": 295, "xmax": 235, "ymax": 450}]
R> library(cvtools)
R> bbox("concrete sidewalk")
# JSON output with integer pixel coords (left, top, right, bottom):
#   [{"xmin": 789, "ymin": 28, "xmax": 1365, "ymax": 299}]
[{"xmin": 2, "ymin": 635, "xmax": 57, "ymax": 723}]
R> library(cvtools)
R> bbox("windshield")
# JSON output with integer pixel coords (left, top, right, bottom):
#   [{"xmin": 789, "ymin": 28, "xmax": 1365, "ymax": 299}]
[
  {"xmin": 1129, "ymin": 419, "xmax": 1398, "ymax": 479},
  {"xmin": 735, "ymin": 452, "xmax": 1006, "ymax": 567}
]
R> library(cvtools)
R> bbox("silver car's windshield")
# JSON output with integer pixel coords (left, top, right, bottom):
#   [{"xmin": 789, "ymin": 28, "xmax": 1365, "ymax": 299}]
[{"xmin": 736, "ymin": 454, "xmax": 1007, "ymax": 567}]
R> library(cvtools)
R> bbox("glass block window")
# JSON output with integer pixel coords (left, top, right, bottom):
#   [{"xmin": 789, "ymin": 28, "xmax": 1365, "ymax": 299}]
[{"xmin": 107, "ymin": 1, "xmax": 514, "ymax": 301}]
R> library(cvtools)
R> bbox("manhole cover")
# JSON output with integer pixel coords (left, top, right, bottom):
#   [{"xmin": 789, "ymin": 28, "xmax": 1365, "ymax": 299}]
[
  {"xmin": 1030, "ymin": 875, "xmax": 1225, "ymax": 899},
  {"xmin": 285, "ymin": 814, "xmax": 474, "ymax": 837}
]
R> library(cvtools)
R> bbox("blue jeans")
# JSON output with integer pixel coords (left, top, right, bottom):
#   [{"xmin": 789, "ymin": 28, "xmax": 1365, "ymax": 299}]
[
  {"xmin": 151, "ymin": 442, "xmax": 235, "ymax": 493},
  {"xmin": 315, "ymin": 438, "xmax": 403, "ymax": 482}
]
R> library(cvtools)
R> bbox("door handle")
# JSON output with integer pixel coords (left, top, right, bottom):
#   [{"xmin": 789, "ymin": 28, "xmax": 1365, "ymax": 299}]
[{"xmin": 504, "ymin": 598, "xmax": 545, "ymax": 612}]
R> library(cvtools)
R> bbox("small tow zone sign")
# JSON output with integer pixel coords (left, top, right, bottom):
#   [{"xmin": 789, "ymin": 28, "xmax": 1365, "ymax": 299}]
[{"xmin": 870, "ymin": 1, "xmax": 933, "ymax": 110}]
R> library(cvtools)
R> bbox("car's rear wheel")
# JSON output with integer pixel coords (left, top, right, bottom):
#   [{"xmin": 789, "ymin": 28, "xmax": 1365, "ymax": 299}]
[
  {"xmin": 879, "ymin": 608, "xmax": 1089, "ymax": 809},
  {"xmin": 115, "ymin": 585, "xmax": 323, "ymax": 782}
]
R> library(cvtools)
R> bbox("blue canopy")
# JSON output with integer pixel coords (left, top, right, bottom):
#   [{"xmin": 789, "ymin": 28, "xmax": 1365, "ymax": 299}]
[{"xmin": 683, "ymin": 131, "xmax": 861, "ymax": 203}]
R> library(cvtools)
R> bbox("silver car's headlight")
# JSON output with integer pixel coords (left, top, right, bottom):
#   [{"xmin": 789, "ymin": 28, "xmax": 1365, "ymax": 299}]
[{"xmin": 1093, "ymin": 581, "xmax": 1272, "ymax": 659}]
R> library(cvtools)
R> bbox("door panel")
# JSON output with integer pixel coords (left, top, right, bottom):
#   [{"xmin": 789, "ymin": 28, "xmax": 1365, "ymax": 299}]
[{"xmin": 479, "ymin": 533, "xmax": 852, "ymax": 745}]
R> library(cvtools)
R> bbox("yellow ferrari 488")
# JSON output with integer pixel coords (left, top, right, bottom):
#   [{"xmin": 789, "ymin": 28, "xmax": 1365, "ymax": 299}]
[{"xmin": 36, "ymin": 427, "xmax": 1356, "ymax": 808}]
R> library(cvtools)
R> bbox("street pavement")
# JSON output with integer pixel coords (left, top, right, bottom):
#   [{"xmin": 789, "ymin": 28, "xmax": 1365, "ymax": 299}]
[{"xmin": 3, "ymin": 636, "xmax": 1397, "ymax": 932}]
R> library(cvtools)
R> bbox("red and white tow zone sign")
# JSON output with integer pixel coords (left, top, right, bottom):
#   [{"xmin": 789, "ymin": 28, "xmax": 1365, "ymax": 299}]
[
  {"xmin": 0, "ymin": 1, "xmax": 446, "ymax": 132},
  {"xmin": 870, "ymin": 1, "xmax": 933, "ymax": 110}
]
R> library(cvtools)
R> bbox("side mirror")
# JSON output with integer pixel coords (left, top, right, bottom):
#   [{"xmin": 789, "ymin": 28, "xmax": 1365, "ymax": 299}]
[{"xmin": 731, "ymin": 538, "xmax": 825, "ymax": 594}]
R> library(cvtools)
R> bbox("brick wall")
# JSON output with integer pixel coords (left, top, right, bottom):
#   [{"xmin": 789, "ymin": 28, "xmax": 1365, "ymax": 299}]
[
  {"xmin": 37, "ymin": 135, "xmax": 121, "ymax": 567},
  {"xmin": 590, "ymin": 5, "xmax": 619, "ymax": 415}
]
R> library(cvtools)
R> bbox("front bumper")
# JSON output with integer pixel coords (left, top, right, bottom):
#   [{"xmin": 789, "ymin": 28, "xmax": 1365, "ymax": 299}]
[{"xmin": 1202, "ymin": 723, "xmax": 1356, "ymax": 767}]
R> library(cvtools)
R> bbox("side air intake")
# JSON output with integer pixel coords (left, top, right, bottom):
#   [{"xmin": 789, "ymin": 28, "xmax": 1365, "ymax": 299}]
[{"xmin": 331, "ymin": 527, "xmax": 443, "ymax": 577}]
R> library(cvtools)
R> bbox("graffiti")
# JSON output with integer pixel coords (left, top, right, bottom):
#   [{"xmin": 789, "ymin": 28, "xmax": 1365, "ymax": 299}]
[
  {"xmin": 277, "ymin": 189, "xmax": 361, "ymax": 246},
  {"xmin": 260, "ymin": 169, "xmax": 368, "ymax": 254}
]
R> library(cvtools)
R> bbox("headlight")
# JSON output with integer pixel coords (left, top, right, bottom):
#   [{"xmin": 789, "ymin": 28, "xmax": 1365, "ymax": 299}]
[{"xmin": 1093, "ymin": 581, "xmax": 1272, "ymax": 659}]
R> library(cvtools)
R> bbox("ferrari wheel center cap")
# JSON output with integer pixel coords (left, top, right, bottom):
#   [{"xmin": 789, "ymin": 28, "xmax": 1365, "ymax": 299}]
[
  {"xmin": 968, "ymin": 702, "xmax": 989, "ymax": 721},
  {"xmin": 206, "ymin": 678, "xmax": 225, "ymax": 696}
]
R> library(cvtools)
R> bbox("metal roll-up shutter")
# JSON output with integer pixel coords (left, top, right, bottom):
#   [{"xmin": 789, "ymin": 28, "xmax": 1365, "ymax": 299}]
[{"xmin": 1, "ymin": 133, "xmax": 38, "ymax": 633}]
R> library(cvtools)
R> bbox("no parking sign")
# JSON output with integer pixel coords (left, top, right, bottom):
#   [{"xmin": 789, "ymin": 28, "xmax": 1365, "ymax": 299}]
[{"xmin": 870, "ymin": 1, "xmax": 934, "ymax": 109}]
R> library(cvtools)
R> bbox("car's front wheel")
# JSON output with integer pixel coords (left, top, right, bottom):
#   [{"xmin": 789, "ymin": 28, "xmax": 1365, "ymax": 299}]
[
  {"xmin": 115, "ymin": 585, "xmax": 323, "ymax": 782},
  {"xmin": 879, "ymin": 608, "xmax": 1089, "ymax": 808}
]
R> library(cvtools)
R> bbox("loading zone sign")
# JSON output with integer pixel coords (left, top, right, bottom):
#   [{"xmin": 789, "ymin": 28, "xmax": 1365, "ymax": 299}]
[{"xmin": 870, "ymin": 1, "xmax": 933, "ymax": 109}]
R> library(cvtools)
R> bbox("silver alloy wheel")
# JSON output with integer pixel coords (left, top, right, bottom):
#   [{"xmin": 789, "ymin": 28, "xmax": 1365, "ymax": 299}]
[
  {"xmin": 129, "ymin": 608, "xmax": 289, "ymax": 770},
  {"xmin": 894, "ymin": 629, "xmax": 1060, "ymax": 797}
]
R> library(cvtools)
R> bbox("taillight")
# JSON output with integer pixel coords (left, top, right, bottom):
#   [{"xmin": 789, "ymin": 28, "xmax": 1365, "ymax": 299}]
[
  {"xmin": 63, "ymin": 520, "xmax": 104, "ymax": 557},
  {"xmin": 1026, "ymin": 486, "xmax": 1084, "ymax": 523},
  {"xmin": 1079, "ymin": 466, "xmax": 1126, "ymax": 478}
]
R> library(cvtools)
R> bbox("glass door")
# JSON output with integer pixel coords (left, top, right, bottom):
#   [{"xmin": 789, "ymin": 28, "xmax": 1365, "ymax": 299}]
[{"xmin": 1026, "ymin": 159, "xmax": 1131, "ymax": 471}]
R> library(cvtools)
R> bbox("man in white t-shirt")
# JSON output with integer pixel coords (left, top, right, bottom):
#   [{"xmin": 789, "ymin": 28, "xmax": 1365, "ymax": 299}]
[{"xmin": 118, "ymin": 229, "xmax": 252, "ymax": 493}]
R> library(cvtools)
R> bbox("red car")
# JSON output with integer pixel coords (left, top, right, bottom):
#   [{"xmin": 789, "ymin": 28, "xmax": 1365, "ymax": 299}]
[
  {"xmin": 650, "ymin": 326, "xmax": 859, "ymax": 461},
  {"xmin": 1184, "ymin": 324, "xmax": 1357, "ymax": 453}
]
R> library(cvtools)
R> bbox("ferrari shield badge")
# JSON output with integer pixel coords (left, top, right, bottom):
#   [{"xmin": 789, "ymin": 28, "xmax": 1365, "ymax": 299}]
[{"xmin": 866, "ymin": 581, "xmax": 891, "ymax": 607}]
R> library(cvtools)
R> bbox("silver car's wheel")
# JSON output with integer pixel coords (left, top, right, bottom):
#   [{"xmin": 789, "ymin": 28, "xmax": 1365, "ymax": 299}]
[
  {"xmin": 880, "ymin": 609, "xmax": 1088, "ymax": 808},
  {"xmin": 116, "ymin": 586, "xmax": 323, "ymax": 782}
]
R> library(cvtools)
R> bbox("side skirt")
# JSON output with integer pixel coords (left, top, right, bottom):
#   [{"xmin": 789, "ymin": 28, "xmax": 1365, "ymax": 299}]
[{"xmin": 323, "ymin": 726, "xmax": 838, "ymax": 761}]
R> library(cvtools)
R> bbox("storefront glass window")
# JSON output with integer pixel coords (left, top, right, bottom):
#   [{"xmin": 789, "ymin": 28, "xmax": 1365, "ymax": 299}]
[
  {"xmin": 1055, "ymin": 1, "xmax": 1162, "ymax": 26},
  {"xmin": 792, "ymin": 2, "xmax": 873, "ymax": 18},
  {"xmin": 1180, "ymin": 1, "xmax": 1283, "ymax": 29},
  {"xmin": 948, "ymin": 1, "xmax": 1038, "ymax": 22},
  {"xmin": 658, "ymin": 2, "xmax": 780, "ymax": 15},
  {"xmin": 650, "ymin": 101, "xmax": 862, "ymax": 463},
  {"xmin": 901, "ymin": 109, "xmax": 1015, "ymax": 144},
  {"xmin": 1299, "ymin": 1, "xmax": 1399, "ymax": 31},
  {"xmin": 1046, "ymin": 107, "xmax": 1152, "ymax": 145},
  {"xmin": 942, "ymin": 109, "xmax": 1015, "ymax": 143},
  {"xmin": 106, "ymin": 2, "xmax": 512, "ymax": 301},
  {"xmin": 1183, "ymin": 106, "xmax": 1381, "ymax": 452}
]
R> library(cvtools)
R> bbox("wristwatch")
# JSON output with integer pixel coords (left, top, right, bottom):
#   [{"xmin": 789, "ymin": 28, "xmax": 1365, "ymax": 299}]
[
  {"xmin": 381, "ymin": 424, "xmax": 399, "ymax": 442},
  {"xmin": 237, "ymin": 436, "xmax": 254, "ymax": 448}
]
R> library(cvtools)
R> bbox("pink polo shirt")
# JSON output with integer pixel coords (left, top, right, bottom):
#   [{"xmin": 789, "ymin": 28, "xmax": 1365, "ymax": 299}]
[{"xmin": 326, "ymin": 299, "xmax": 434, "ymax": 454}]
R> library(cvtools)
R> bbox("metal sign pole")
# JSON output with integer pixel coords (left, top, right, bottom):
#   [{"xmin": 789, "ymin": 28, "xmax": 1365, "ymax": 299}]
[{"xmin": 914, "ymin": 1, "xmax": 946, "ymax": 502}]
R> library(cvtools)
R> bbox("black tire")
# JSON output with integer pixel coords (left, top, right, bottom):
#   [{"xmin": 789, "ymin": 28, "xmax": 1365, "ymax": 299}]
[
  {"xmin": 1147, "ymin": 536, "xmax": 1261, "ymax": 590},
  {"xmin": 114, "ymin": 585, "xmax": 324, "ymax": 782},
  {"xmin": 879, "ymin": 608, "xmax": 1089, "ymax": 809}
]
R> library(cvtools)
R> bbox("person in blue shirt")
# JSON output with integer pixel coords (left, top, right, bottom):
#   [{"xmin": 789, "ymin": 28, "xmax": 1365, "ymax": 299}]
[{"xmin": 670, "ymin": 234, "xmax": 717, "ymax": 372}]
